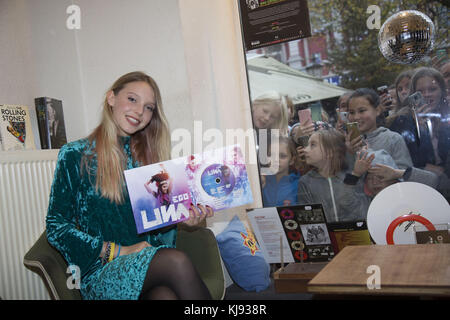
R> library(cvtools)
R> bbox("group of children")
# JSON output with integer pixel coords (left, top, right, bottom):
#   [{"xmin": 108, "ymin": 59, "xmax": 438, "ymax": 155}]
[{"xmin": 252, "ymin": 64, "xmax": 449, "ymax": 223}]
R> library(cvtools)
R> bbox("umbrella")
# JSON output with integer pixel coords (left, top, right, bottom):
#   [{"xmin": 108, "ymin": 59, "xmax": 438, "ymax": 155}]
[{"xmin": 246, "ymin": 56, "xmax": 349, "ymax": 105}]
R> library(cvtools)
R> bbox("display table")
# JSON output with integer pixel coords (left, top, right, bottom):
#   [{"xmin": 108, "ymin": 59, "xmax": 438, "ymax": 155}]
[{"xmin": 307, "ymin": 244, "xmax": 450, "ymax": 297}]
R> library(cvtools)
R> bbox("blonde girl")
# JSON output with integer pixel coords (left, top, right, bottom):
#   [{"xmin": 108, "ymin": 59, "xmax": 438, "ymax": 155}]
[
  {"xmin": 262, "ymin": 135, "xmax": 300, "ymax": 207},
  {"xmin": 46, "ymin": 71, "xmax": 212, "ymax": 300},
  {"xmin": 251, "ymin": 91, "xmax": 290, "ymax": 135},
  {"xmin": 298, "ymin": 129, "xmax": 371, "ymax": 222}
]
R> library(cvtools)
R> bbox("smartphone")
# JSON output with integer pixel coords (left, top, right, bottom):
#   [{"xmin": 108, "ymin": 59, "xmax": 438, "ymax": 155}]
[
  {"xmin": 377, "ymin": 85, "xmax": 389, "ymax": 95},
  {"xmin": 339, "ymin": 111, "xmax": 348, "ymax": 123},
  {"xmin": 298, "ymin": 108, "xmax": 312, "ymax": 126},
  {"xmin": 405, "ymin": 92, "xmax": 424, "ymax": 109},
  {"xmin": 346, "ymin": 122, "xmax": 361, "ymax": 141},
  {"xmin": 295, "ymin": 135, "xmax": 310, "ymax": 148},
  {"xmin": 377, "ymin": 85, "xmax": 392, "ymax": 107}
]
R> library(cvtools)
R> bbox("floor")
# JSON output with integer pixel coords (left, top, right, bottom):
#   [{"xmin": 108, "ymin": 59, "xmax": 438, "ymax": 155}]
[{"xmin": 224, "ymin": 279, "xmax": 313, "ymax": 300}]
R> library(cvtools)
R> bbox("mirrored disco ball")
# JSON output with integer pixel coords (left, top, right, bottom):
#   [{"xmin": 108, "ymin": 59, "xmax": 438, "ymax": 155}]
[{"xmin": 378, "ymin": 10, "xmax": 435, "ymax": 64}]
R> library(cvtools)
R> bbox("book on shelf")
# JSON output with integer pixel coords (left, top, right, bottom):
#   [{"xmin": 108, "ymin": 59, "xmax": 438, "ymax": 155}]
[
  {"xmin": 124, "ymin": 144, "xmax": 254, "ymax": 234},
  {"xmin": 34, "ymin": 97, "xmax": 67, "ymax": 149},
  {"xmin": 0, "ymin": 104, "xmax": 36, "ymax": 151}
]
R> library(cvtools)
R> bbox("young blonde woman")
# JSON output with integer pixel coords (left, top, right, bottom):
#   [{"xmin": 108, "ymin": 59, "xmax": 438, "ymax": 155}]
[{"xmin": 46, "ymin": 71, "xmax": 212, "ymax": 300}]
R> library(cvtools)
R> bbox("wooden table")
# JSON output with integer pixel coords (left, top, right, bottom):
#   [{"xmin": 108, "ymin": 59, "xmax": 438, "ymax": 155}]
[{"xmin": 308, "ymin": 244, "xmax": 450, "ymax": 297}]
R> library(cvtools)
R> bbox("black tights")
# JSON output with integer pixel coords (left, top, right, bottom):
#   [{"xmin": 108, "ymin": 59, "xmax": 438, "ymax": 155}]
[{"xmin": 139, "ymin": 248, "xmax": 211, "ymax": 300}]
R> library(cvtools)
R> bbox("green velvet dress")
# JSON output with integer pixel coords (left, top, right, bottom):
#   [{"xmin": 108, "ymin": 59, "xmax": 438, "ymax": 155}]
[{"xmin": 45, "ymin": 137, "xmax": 177, "ymax": 300}]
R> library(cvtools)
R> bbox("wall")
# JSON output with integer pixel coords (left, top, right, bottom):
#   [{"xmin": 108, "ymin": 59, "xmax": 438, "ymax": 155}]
[
  {"xmin": 0, "ymin": 0, "xmax": 194, "ymax": 142},
  {"xmin": 0, "ymin": 0, "xmax": 86, "ymax": 146}
]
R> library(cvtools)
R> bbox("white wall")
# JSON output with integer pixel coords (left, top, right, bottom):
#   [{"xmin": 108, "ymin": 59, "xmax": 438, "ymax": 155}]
[
  {"xmin": 0, "ymin": 0, "xmax": 194, "ymax": 142},
  {"xmin": 0, "ymin": 0, "xmax": 87, "ymax": 145}
]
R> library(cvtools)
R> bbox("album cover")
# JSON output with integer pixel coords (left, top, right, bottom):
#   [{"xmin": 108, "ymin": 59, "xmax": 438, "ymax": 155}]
[
  {"xmin": 327, "ymin": 221, "xmax": 372, "ymax": 253},
  {"xmin": 239, "ymin": 0, "xmax": 311, "ymax": 51},
  {"xmin": 247, "ymin": 204, "xmax": 336, "ymax": 264},
  {"xmin": 34, "ymin": 97, "xmax": 67, "ymax": 149},
  {"xmin": 0, "ymin": 104, "xmax": 36, "ymax": 151},
  {"xmin": 124, "ymin": 145, "xmax": 253, "ymax": 234}
]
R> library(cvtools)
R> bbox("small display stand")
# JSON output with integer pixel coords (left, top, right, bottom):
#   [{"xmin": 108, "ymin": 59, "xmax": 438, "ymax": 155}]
[{"xmin": 273, "ymin": 262, "xmax": 328, "ymax": 293}]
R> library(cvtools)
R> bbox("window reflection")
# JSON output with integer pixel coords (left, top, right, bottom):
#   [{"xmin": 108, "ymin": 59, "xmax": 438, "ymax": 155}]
[{"xmin": 245, "ymin": 2, "xmax": 449, "ymax": 224}]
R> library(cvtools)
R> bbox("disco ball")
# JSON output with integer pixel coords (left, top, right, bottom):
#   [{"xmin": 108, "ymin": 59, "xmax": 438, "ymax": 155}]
[{"xmin": 378, "ymin": 10, "xmax": 435, "ymax": 64}]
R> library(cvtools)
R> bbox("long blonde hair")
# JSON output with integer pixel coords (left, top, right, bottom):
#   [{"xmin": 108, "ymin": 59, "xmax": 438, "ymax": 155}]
[
  {"xmin": 83, "ymin": 71, "xmax": 171, "ymax": 203},
  {"xmin": 252, "ymin": 91, "xmax": 290, "ymax": 135}
]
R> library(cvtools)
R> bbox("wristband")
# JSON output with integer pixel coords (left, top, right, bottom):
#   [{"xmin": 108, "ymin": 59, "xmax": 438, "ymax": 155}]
[
  {"xmin": 402, "ymin": 167, "xmax": 412, "ymax": 181},
  {"xmin": 108, "ymin": 242, "xmax": 115, "ymax": 263},
  {"xmin": 344, "ymin": 173, "xmax": 360, "ymax": 185},
  {"xmin": 116, "ymin": 244, "xmax": 121, "ymax": 258},
  {"xmin": 102, "ymin": 241, "xmax": 111, "ymax": 265}
]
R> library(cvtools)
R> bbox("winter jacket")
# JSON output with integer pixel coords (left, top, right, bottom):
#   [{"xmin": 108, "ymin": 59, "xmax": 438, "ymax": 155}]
[
  {"xmin": 364, "ymin": 127, "xmax": 413, "ymax": 169},
  {"xmin": 297, "ymin": 170, "xmax": 370, "ymax": 223}
]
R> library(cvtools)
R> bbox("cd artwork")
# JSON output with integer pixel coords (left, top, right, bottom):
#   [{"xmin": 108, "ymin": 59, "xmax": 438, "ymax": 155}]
[
  {"xmin": 200, "ymin": 164, "xmax": 235, "ymax": 198},
  {"xmin": 378, "ymin": 10, "xmax": 435, "ymax": 65}
]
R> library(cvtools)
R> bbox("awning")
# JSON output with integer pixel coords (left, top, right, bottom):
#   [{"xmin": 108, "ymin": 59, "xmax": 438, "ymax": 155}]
[{"xmin": 246, "ymin": 55, "xmax": 349, "ymax": 105}]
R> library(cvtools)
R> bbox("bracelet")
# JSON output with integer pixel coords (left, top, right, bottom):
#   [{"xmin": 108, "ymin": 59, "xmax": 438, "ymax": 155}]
[
  {"xmin": 108, "ymin": 242, "xmax": 116, "ymax": 263},
  {"xmin": 116, "ymin": 244, "xmax": 121, "ymax": 258},
  {"xmin": 103, "ymin": 241, "xmax": 111, "ymax": 265}
]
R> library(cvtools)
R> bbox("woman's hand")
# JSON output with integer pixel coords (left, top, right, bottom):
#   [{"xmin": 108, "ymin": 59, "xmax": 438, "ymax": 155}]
[
  {"xmin": 182, "ymin": 203, "xmax": 214, "ymax": 227},
  {"xmin": 119, "ymin": 241, "xmax": 152, "ymax": 256},
  {"xmin": 352, "ymin": 149, "xmax": 375, "ymax": 177},
  {"xmin": 379, "ymin": 92, "xmax": 394, "ymax": 113},
  {"xmin": 424, "ymin": 163, "xmax": 444, "ymax": 176},
  {"xmin": 297, "ymin": 122, "xmax": 315, "ymax": 137},
  {"xmin": 368, "ymin": 164, "xmax": 404, "ymax": 182},
  {"xmin": 296, "ymin": 145, "xmax": 306, "ymax": 158},
  {"xmin": 345, "ymin": 132, "xmax": 365, "ymax": 154}
]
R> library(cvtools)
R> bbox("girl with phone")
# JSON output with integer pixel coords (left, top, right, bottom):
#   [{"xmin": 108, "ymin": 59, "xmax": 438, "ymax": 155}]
[
  {"xmin": 389, "ymin": 68, "xmax": 449, "ymax": 174},
  {"xmin": 347, "ymin": 88, "xmax": 413, "ymax": 170}
]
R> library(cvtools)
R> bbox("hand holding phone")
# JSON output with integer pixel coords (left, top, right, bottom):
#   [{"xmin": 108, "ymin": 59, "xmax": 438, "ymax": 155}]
[
  {"xmin": 346, "ymin": 122, "xmax": 361, "ymax": 141},
  {"xmin": 298, "ymin": 108, "xmax": 312, "ymax": 126},
  {"xmin": 339, "ymin": 111, "xmax": 348, "ymax": 123},
  {"xmin": 405, "ymin": 92, "xmax": 425, "ymax": 110}
]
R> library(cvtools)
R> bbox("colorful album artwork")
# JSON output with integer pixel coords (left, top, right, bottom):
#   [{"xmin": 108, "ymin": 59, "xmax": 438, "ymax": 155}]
[
  {"xmin": 327, "ymin": 221, "xmax": 372, "ymax": 252},
  {"xmin": 124, "ymin": 145, "xmax": 253, "ymax": 234},
  {"xmin": 248, "ymin": 204, "xmax": 371, "ymax": 264},
  {"xmin": 248, "ymin": 204, "xmax": 336, "ymax": 263}
]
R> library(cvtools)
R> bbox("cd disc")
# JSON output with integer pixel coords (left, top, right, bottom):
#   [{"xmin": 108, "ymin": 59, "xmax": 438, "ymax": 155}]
[
  {"xmin": 294, "ymin": 250, "xmax": 307, "ymax": 261},
  {"xmin": 200, "ymin": 164, "xmax": 235, "ymax": 198},
  {"xmin": 280, "ymin": 208, "xmax": 294, "ymax": 220},
  {"xmin": 284, "ymin": 219, "xmax": 298, "ymax": 230},
  {"xmin": 287, "ymin": 230, "xmax": 301, "ymax": 241},
  {"xmin": 290, "ymin": 240, "xmax": 304, "ymax": 250}
]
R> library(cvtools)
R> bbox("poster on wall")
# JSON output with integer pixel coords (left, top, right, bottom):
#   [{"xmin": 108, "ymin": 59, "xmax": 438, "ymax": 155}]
[{"xmin": 239, "ymin": 0, "xmax": 311, "ymax": 51}]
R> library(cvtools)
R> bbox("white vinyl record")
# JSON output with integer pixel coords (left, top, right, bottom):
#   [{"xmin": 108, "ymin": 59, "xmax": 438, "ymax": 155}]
[{"xmin": 367, "ymin": 182, "xmax": 450, "ymax": 244}]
